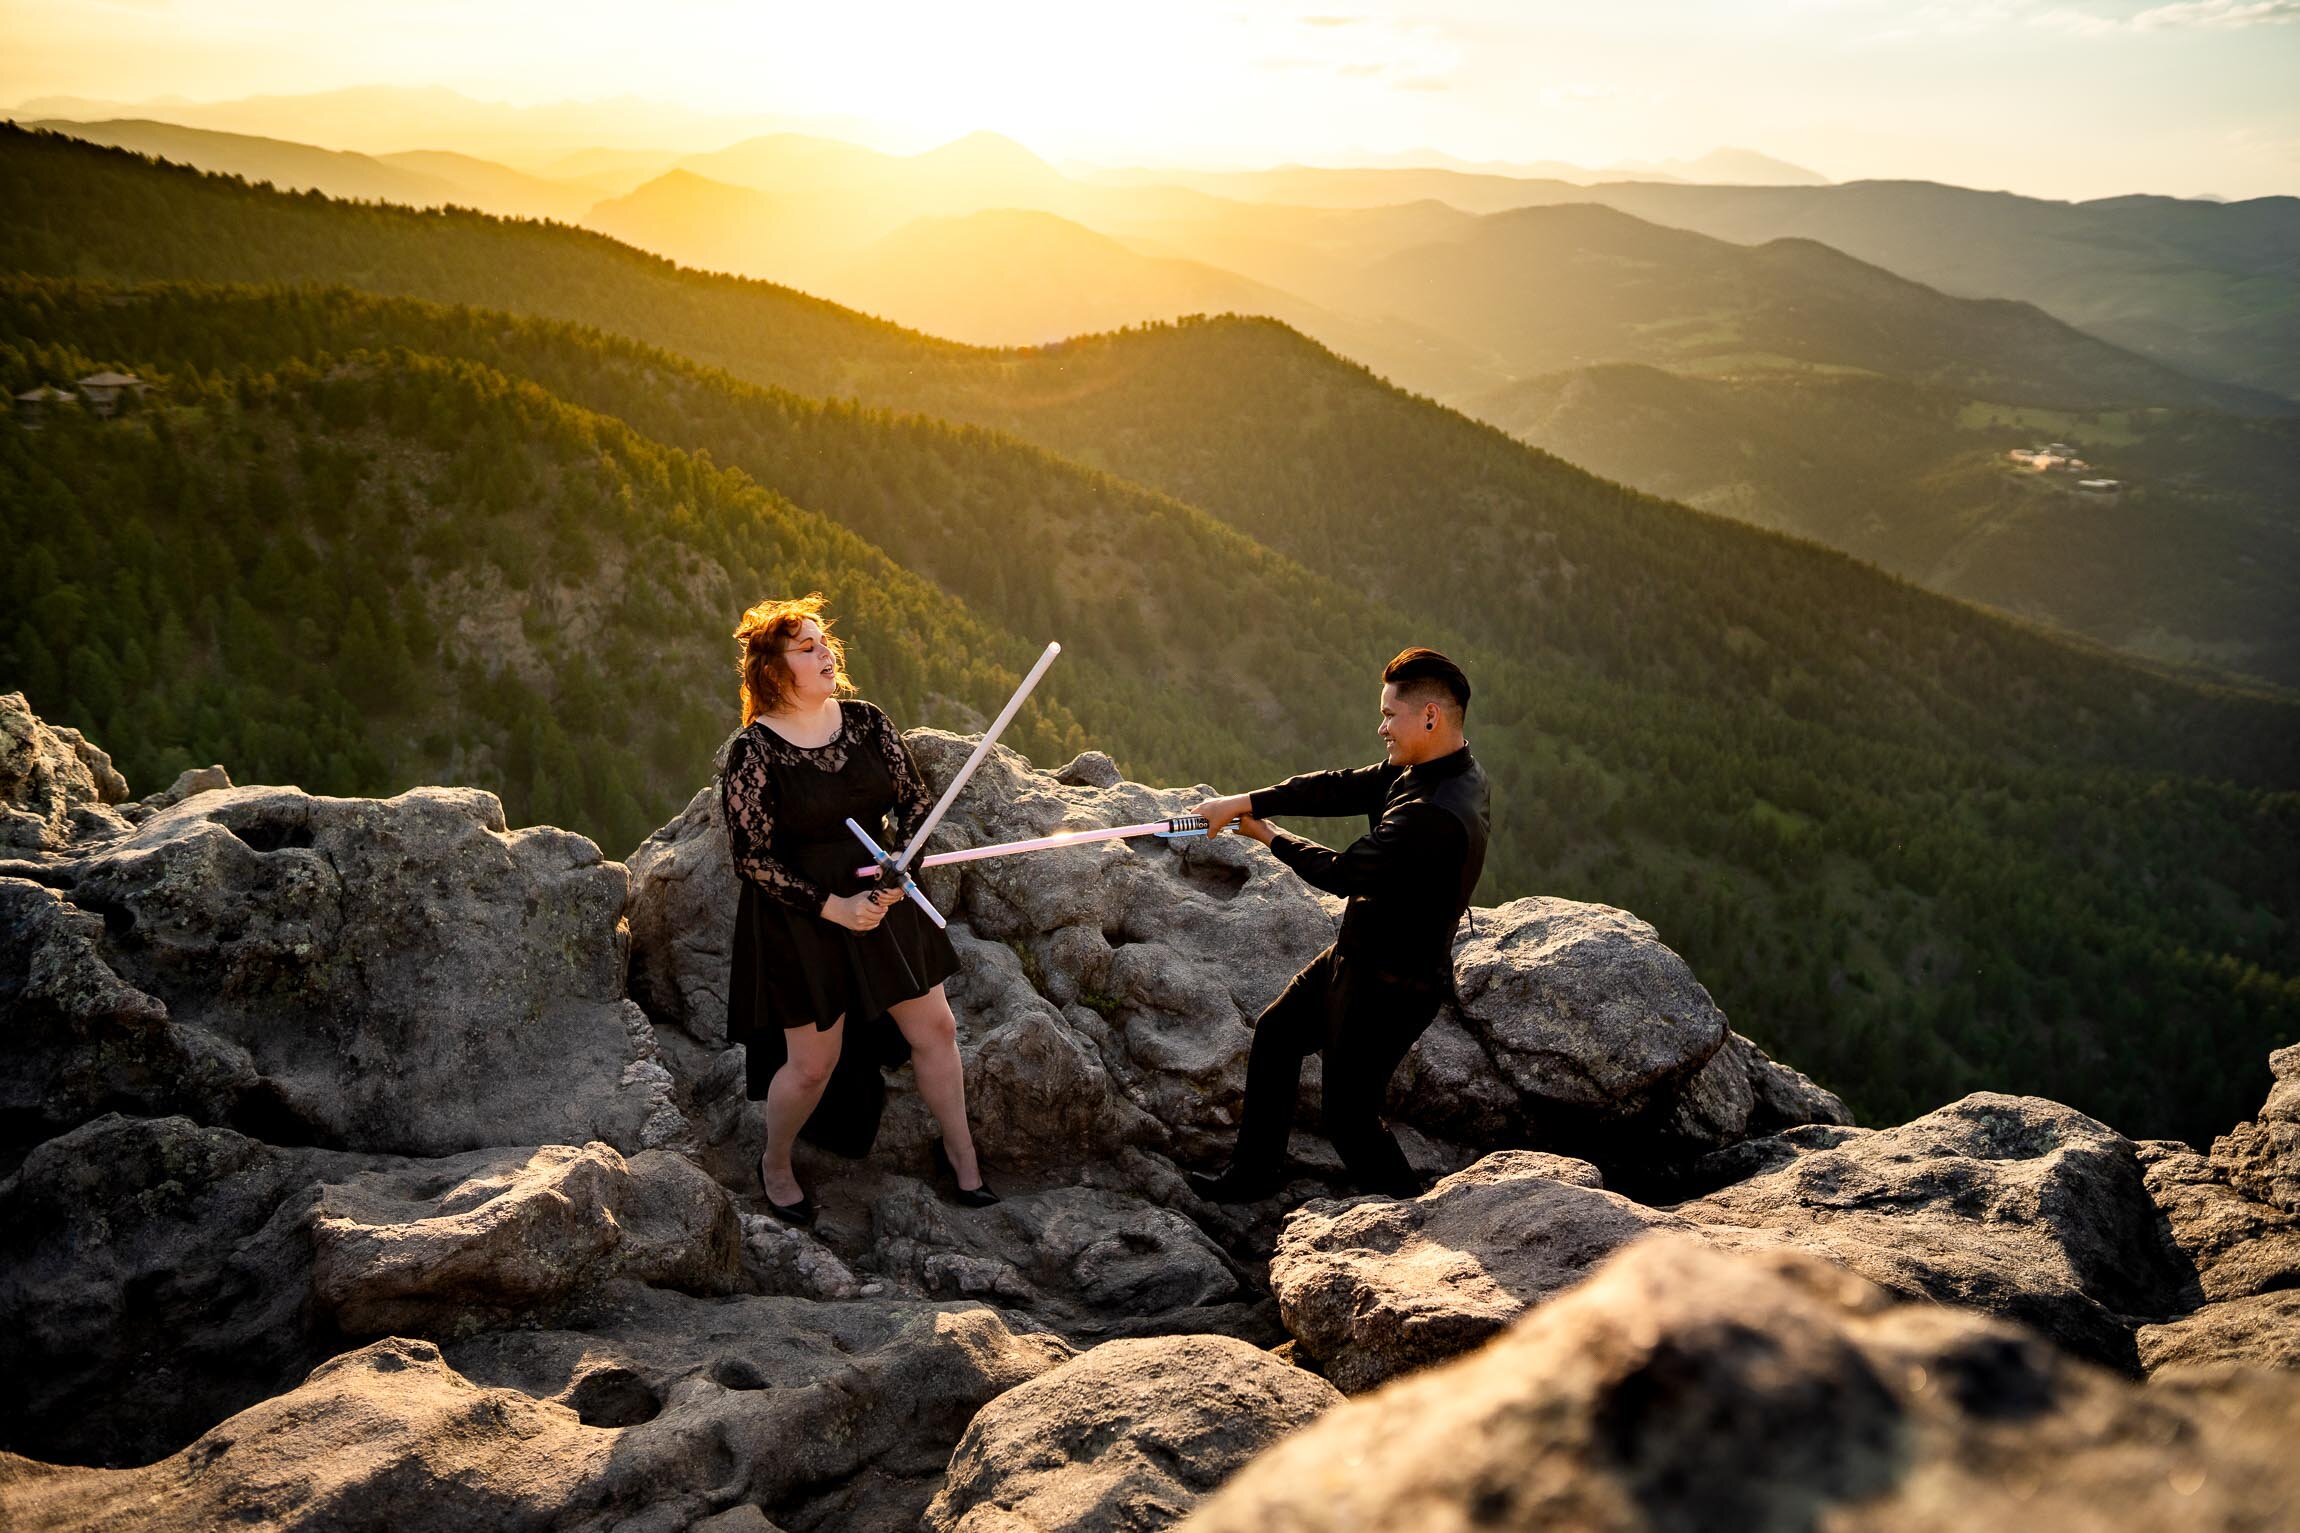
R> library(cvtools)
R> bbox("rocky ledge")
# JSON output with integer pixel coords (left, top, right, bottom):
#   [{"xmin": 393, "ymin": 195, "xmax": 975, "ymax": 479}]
[{"xmin": 1, "ymin": 689, "xmax": 2292, "ymax": 1531}]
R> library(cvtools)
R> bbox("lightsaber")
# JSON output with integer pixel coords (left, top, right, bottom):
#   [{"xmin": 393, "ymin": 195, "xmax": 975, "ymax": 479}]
[
  {"xmin": 842, "ymin": 639, "xmax": 1060, "ymax": 930},
  {"xmin": 894, "ymin": 640, "xmax": 1061, "ymax": 871},
  {"xmin": 855, "ymin": 816, "xmax": 1216, "ymax": 880},
  {"xmin": 847, "ymin": 816, "xmax": 947, "ymax": 930}
]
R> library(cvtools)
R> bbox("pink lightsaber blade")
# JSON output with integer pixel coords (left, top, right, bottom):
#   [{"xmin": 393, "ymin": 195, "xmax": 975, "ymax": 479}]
[{"xmin": 856, "ymin": 815, "xmax": 1217, "ymax": 879}]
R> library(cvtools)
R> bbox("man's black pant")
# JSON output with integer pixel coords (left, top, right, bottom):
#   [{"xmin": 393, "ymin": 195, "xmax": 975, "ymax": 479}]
[{"xmin": 1229, "ymin": 946, "xmax": 1443, "ymax": 1197}]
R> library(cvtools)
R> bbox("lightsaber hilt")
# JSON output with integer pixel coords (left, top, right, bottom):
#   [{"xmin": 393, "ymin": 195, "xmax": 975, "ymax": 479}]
[{"xmin": 844, "ymin": 816, "xmax": 948, "ymax": 930}]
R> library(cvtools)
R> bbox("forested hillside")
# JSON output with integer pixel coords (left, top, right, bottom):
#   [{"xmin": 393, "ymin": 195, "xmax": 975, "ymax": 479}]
[
  {"xmin": 1466, "ymin": 363, "xmax": 2300, "ymax": 684},
  {"xmin": 0, "ymin": 343, "xmax": 1196, "ymax": 856},
  {"xmin": 3, "ymin": 135, "xmax": 2295, "ymax": 1148}
]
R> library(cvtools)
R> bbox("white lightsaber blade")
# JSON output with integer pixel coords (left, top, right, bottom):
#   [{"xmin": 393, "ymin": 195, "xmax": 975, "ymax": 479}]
[
  {"xmin": 896, "ymin": 640, "xmax": 1061, "ymax": 871},
  {"xmin": 856, "ymin": 816, "xmax": 1216, "ymax": 880}
]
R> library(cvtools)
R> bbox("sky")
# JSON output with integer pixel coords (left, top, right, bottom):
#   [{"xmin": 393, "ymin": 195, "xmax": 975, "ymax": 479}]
[{"xmin": 4, "ymin": 0, "xmax": 2297, "ymax": 199}]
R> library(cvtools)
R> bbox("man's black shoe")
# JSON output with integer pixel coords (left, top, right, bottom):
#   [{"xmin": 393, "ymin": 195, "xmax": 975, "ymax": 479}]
[{"xmin": 1186, "ymin": 1168, "xmax": 1281, "ymax": 1204}]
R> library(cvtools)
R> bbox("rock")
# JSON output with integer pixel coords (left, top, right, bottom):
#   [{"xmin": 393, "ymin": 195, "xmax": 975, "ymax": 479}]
[
  {"xmin": 1677, "ymin": 1093, "xmax": 2195, "ymax": 1372},
  {"xmin": 1268, "ymin": 1150, "xmax": 1691, "ymax": 1392},
  {"xmin": 1407, "ymin": 898, "xmax": 1850, "ymax": 1158},
  {"xmin": 0, "ymin": 1113, "xmax": 746, "ymax": 1466},
  {"xmin": 0, "ymin": 1114, "xmax": 368, "ymax": 1466},
  {"xmin": 740, "ymin": 1211, "xmax": 864, "ymax": 1300},
  {"xmin": 0, "ymin": 1338, "xmax": 617, "ymax": 1533},
  {"xmin": 623, "ymin": 733, "xmax": 1845, "ymax": 1194},
  {"xmin": 2138, "ymin": 1139, "xmax": 2300, "ymax": 1303},
  {"xmin": 312, "ymin": 1141, "xmax": 744, "ymax": 1336},
  {"xmin": 138, "ymin": 762, "xmax": 233, "ymax": 814},
  {"xmin": 867, "ymin": 1179, "xmax": 1242, "ymax": 1333},
  {"xmin": 1179, "ymin": 1235, "xmax": 2300, "ymax": 1533},
  {"xmin": 2210, "ymin": 1043, "xmax": 2300, "ymax": 1219},
  {"xmin": 58, "ymin": 782, "xmax": 682, "ymax": 1156},
  {"xmin": 0, "ymin": 875, "xmax": 250, "ymax": 1167},
  {"xmin": 2139, "ymin": 1290, "xmax": 2300, "ymax": 1374},
  {"xmin": 625, "ymin": 784, "xmax": 730, "ymax": 1047},
  {"xmin": 927, "ymin": 1335, "xmax": 1341, "ymax": 1532},
  {"xmin": 444, "ymin": 1282, "xmax": 1074, "ymax": 1532},
  {"xmin": 0, "ymin": 692, "xmax": 124, "ymax": 852}
]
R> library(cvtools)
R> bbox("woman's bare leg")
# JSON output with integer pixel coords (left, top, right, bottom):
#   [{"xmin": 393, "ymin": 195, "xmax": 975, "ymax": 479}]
[
  {"xmin": 760, "ymin": 1016, "xmax": 843, "ymax": 1204},
  {"xmin": 888, "ymin": 985, "xmax": 982, "ymax": 1189}
]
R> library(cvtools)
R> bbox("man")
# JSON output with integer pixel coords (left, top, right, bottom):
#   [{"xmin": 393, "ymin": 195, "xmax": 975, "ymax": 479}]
[{"xmin": 1189, "ymin": 647, "xmax": 1490, "ymax": 1202}]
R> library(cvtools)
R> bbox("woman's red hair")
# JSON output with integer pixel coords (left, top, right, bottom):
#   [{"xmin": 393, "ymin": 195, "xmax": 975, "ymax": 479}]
[{"xmin": 734, "ymin": 593, "xmax": 852, "ymax": 726}]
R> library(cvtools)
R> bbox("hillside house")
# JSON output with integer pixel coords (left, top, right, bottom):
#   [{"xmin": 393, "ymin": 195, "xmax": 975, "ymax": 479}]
[
  {"xmin": 75, "ymin": 370, "xmax": 150, "ymax": 418},
  {"xmin": 12, "ymin": 384, "xmax": 75, "ymax": 426}
]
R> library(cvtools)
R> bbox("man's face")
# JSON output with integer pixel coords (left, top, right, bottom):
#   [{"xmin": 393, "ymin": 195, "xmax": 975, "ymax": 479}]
[{"xmin": 1378, "ymin": 682, "xmax": 1434, "ymax": 765}]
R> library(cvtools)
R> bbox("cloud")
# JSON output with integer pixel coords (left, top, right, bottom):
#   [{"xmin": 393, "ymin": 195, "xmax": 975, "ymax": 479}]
[
  {"xmin": 1300, "ymin": 13, "xmax": 1363, "ymax": 25},
  {"xmin": 2032, "ymin": 0, "xmax": 2300, "ymax": 30},
  {"xmin": 2132, "ymin": 0, "xmax": 2300, "ymax": 26}
]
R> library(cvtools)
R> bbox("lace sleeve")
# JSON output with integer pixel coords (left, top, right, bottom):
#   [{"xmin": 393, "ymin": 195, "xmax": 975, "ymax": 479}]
[
  {"xmin": 867, "ymin": 703, "xmax": 938, "ymax": 850},
  {"xmin": 721, "ymin": 731, "xmax": 832, "ymax": 914}
]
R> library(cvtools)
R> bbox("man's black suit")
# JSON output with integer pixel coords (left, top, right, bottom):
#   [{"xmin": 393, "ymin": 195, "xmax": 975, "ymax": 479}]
[{"xmin": 1226, "ymin": 745, "xmax": 1490, "ymax": 1196}]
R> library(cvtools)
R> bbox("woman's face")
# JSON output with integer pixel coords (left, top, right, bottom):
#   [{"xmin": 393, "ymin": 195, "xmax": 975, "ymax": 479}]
[{"xmin": 778, "ymin": 619, "xmax": 840, "ymax": 706}]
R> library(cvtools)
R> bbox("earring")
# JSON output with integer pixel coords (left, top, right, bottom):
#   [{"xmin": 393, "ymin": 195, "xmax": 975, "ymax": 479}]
[{"xmin": 1424, "ymin": 720, "xmax": 1434, "ymax": 731}]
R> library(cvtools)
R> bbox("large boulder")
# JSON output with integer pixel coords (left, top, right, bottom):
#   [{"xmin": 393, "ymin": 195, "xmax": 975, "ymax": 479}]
[
  {"xmin": 927, "ymin": 1335, "xmax": 1341, "ymax": 1532},
  {"xmin": 1263, "ymin": 1097, "xmax": 2194, "ymax": 1392},
  {"xmin": 2127, "ymin": 1054, "xmax": 2300, "ymax": 1376},
  {"xmin": 0, "ymin": 875, "xmax": 251, "ymax": 1167},
  {"xmin": 0, "ymin": 692, "xmax": 129, "ymax": 853},
  {"xmin": 0, "ymin": 1113, "xmax": 368, "ymax": 1466},
  {"xmin": 444, "ymin": 1282, "xmax": 1075, "ymax": 1533},
  {"xmin": 1677, "ymin": 1093, "xmax": 2196, "ymax": 1372},
  {"xmin": 0, "ymin": 1113, "xmax": 746, "ymax": 1466},
  {"xmin": 46, "ymin": 782, "xmax": 684, "ymax": 1156},
  {"xmin": 1179, "ymin": 1235, "xmax": 2300, "ymax": 1533},
  {"xmin": 2137, "ymin": 1138, "xmax": 2299, "ymax": 1304},
  {"xmin": 311, "ymin": 1141, "xmax": 744, "ymax": 1336},
  {"xmin": 5, "ymin": 1294, "xmax": 1066, "ymax": 1533},
  {"xmin": 864, "ymin": 1178, "xmax": 1243, "ymax": 1333},
  {"xmin": 2139, "ymin": 1290, "xmax": 2300, "ymax": 1374},
  {"xmin": 622, "ymin": 733, "xmax": 1846, "ymax": 1190},
  {"xmin": 1268, "ymin": 1151, "xmax": 1691, "ymax": 1392},
  {"xmin": 2208, "ymin": 1043, "xmax": 2300, "ymax": 1226},
  {"xmin": 1398, "ymin": 898, "xmax": 1849, "ymax": 1156},
  {"xmin": 0, "ymin": 1337, "xmax": 617, "ymax": 1533}
]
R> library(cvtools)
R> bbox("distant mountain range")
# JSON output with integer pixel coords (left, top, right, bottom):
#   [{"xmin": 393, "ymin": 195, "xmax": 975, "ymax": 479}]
[{"xmin": 10, "ymin": 116, "xmax": 2293, "ymax": 687}]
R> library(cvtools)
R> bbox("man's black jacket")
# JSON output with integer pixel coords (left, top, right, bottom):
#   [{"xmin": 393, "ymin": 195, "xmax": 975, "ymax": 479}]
[{"xmin": 1249, "ymin": 746, "xmax": 1490, "ymax": 983}]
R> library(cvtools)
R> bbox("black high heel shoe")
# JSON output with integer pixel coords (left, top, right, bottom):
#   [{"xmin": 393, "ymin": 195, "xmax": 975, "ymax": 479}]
[
  {"xmin": 757, "ymin": 1157, "xmax": 816, "ymax": 1227},
  {"xmin": 932, "ymin": 1141, "xmax": 1001, "ymax": 1208}
]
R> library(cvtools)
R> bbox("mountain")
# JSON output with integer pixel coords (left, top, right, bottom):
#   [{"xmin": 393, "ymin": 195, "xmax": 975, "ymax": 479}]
[
  {"xmin": 1350, "ymin": 177, "xmax": 2300, "ymax": 404},
  {"xmin": 25, "ymin": 119, "xmax": 463, "ymax": 207},
  {"xmin": 5, "ymin": 84, "xmax": 878, "ymax": 164},
  {"xmin": 1467, "ymin": 363, "xmax": 2300, "ymax": 681},
  {"xmin": 833, "ymin": 208, "xmax": 1327, "ymax": 346},
  {"xmin": 371, "ymin": 150, "xmax": 596, "ymax": 220},
  {"xmin": 1339, "ymin": 202, "xmax": 2282, "ymax": 416},
  {"xmin": 1606, "ymin": 148, "xmax": 1831, "ymax": 186},
  {"xmin": 4, "ymin": 126, "xmax": 2295, "ymax": 1146}
]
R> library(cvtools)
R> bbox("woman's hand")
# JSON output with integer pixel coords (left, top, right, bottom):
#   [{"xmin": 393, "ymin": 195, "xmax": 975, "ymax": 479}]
[
  {"xmin": 1235, "ymin": 812, "xmax": 1276, "ymax": 845},
  {"xmin": 821, "ymin": 888, "xmax": 900, "ymax": 931}
]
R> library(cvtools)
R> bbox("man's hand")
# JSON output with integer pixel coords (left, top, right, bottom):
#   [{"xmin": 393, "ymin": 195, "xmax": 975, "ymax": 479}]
[
  {"xmin": 1193, "ymin": 793, "xmax": 1255, "ymax": 836},
  {"xmin": 1235, "ymin": 812, "xmax": 1276, "ymax": 846}
]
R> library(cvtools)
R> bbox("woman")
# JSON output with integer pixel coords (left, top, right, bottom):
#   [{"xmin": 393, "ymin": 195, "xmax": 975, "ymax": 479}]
[{"xmin": 720, "ymin": 593, "xmax": 996, "ymax": 1224}]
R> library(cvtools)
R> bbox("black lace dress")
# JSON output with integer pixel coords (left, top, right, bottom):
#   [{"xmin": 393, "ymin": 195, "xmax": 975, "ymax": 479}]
[{"xmin": 720, "ymin": 698, "xmax": 960, "ymax": 1155}]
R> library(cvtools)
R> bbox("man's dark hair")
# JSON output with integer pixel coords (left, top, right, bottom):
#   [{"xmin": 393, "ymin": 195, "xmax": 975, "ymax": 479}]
[{"xmin": 1384, "ymin": 647, "xmax": 1471, "ymax": 719}]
